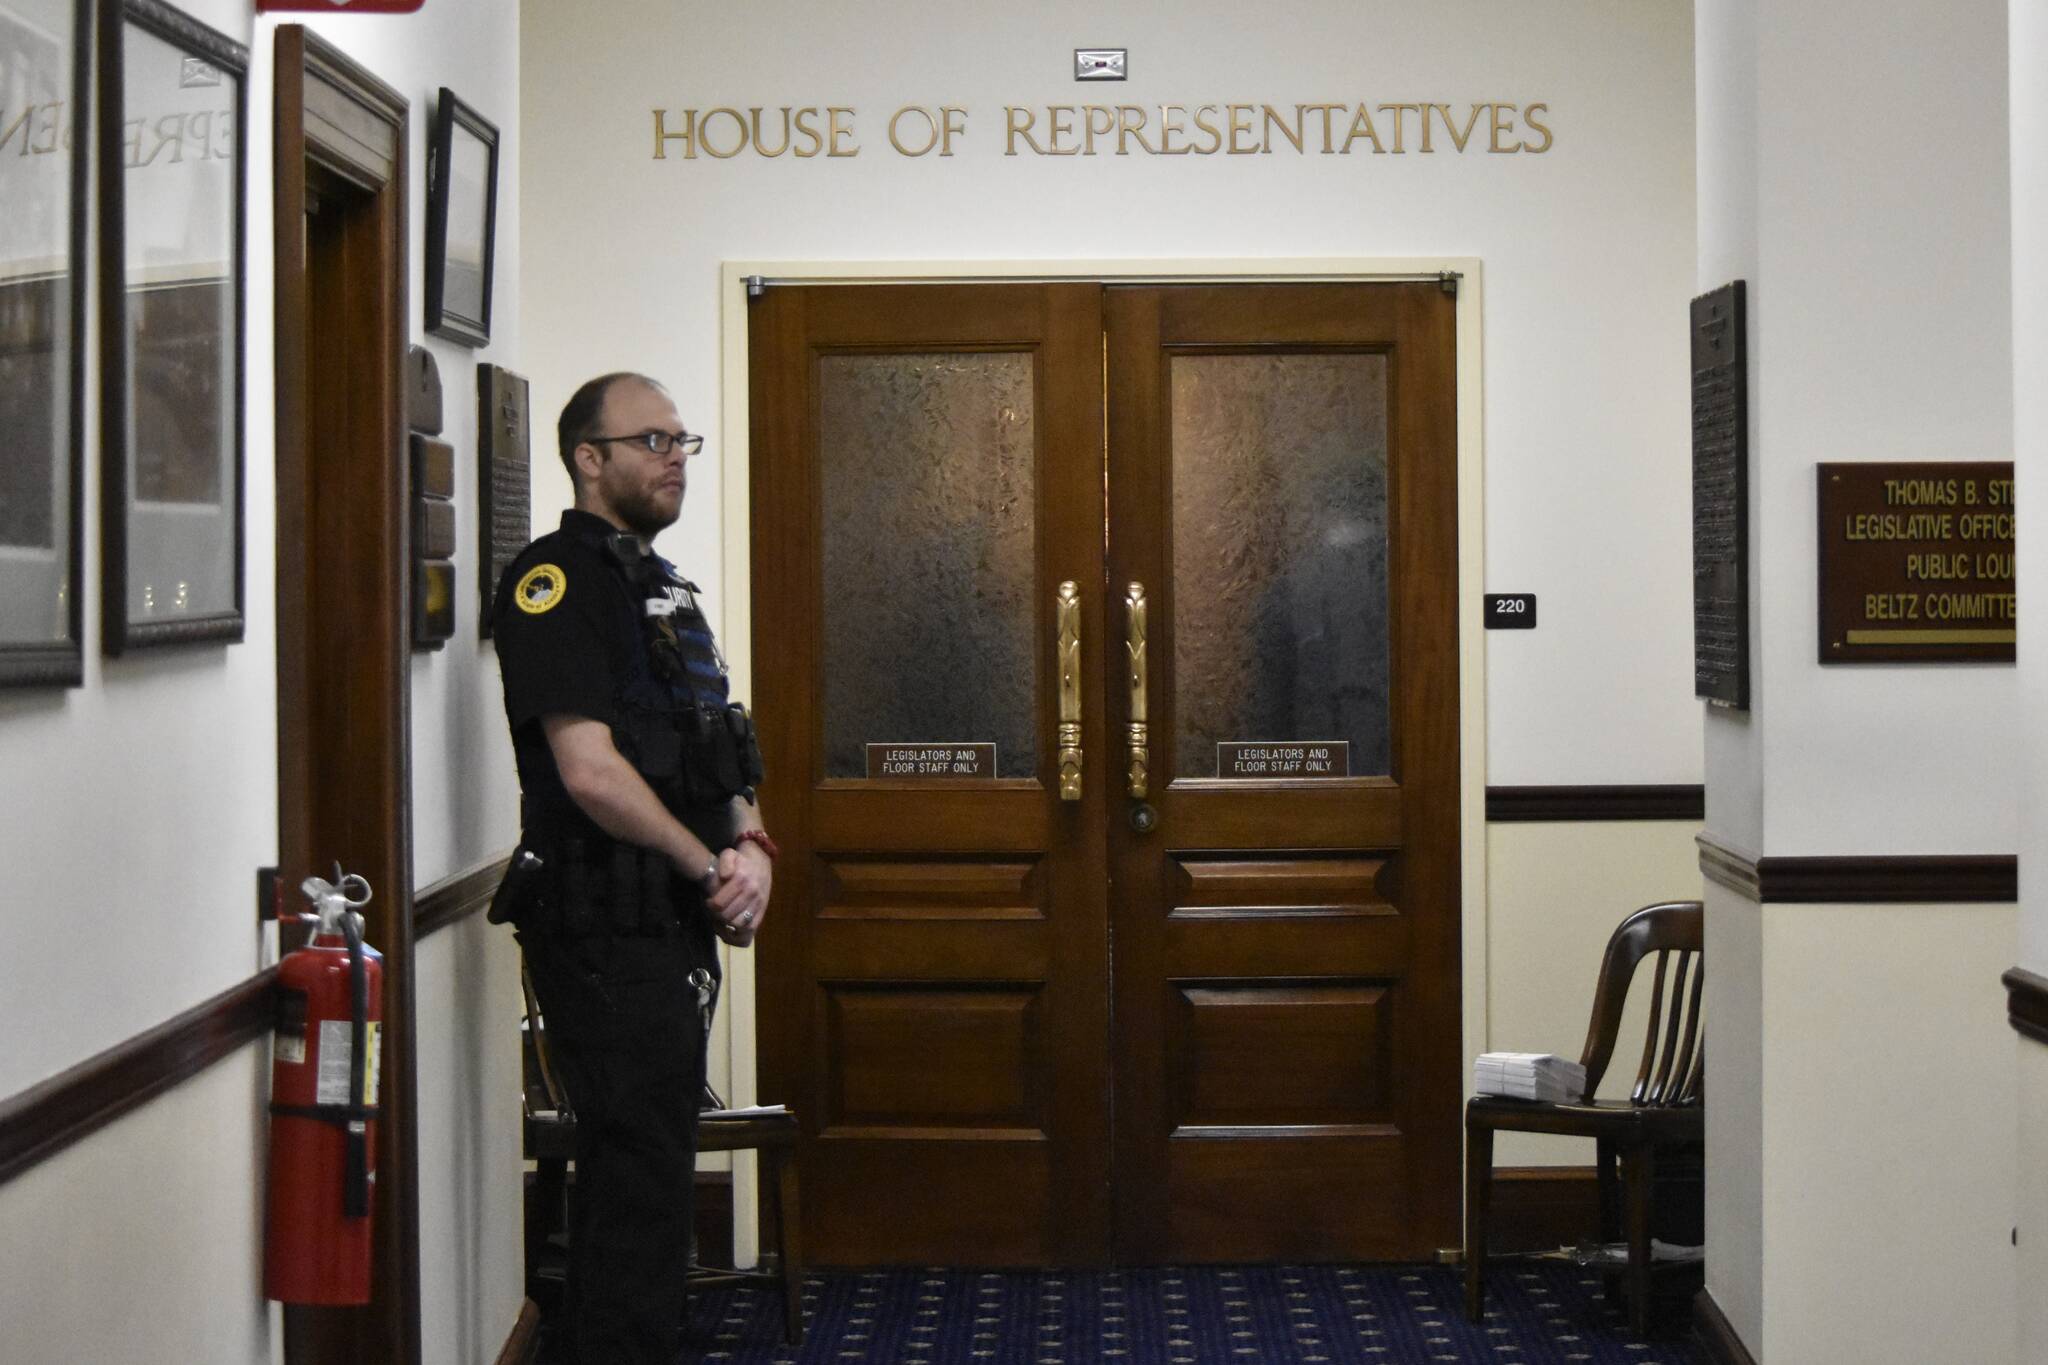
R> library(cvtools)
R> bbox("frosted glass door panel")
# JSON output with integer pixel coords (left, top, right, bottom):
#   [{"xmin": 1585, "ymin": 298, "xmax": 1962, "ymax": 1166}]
[
  {"xmin": 819, "ymin": 352, "xmax": 1038, "ymax": 778},
  {"xmin": 1170, "ymin": 353, "xmax": 1391, "ymax": 778}
]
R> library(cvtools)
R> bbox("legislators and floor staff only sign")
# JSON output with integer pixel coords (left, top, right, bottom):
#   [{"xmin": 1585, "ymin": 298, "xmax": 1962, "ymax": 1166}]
[{"xmin": 1816, "ymin": 462, "xmax": 2015, "ymax": 663}]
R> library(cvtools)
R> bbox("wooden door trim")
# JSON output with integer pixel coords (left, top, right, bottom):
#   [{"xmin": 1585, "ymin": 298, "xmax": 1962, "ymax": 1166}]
[
  {"xmin": 273, "ymin": 26, "xmax": 418, "ymax": 1365},
  {"xmin": 720, "ymin": 259, "xmax": 1489, "ymax": 1256}
]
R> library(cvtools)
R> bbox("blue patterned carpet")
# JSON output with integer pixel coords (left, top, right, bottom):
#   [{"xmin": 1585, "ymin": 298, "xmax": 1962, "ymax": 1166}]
[{"xmin": 679, "ymin": 1262, "xmax": 1701, "ymax": 1364}]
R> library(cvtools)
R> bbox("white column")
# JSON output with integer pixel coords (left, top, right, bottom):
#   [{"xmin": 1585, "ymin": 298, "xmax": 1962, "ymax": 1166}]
[
  {"xmin": 1697, "ymin": 0, "xmax": 2018, "ymax": 1359},
  {"xmin": 2011, "ymin": 1, "xmax": 2048, "ymax": 1359}
]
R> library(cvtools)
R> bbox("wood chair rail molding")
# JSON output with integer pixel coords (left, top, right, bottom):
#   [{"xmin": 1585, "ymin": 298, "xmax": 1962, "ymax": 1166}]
[
  {"xmin": 1696, "ymin": 834, "xmax": 2017, "ymax": 904},
  {"xmin": 415, "ymin": 853, "xmax": 511, "ymax": 939},
  {"xmin": 0, "ymin": 970, "xmax": 277, "ymax": 1188},
  {"xmin": 0, "ymin": 856, "xmax": 508, "ymax": 1191},
  {"xmin": 1485, "ymin": 785, "xmax": 1705, "ymax": 822},
  {"xmin": 2004, "ymin": 967, "xmax": 2048, "ymax": 1047}
]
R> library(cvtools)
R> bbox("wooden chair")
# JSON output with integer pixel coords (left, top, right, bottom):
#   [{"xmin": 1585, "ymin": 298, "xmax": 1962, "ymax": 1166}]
[
  {"xmin": 520, "ymin": 964, "xmax": 805, "ymax": 1346},
  {"xmin": 689, "ymin": 1082, "xmax": 805, "ymax": 1345},
  {"xmin": 1463, "ymin": 900, "xmax": 1704, "ymax": 1338}
]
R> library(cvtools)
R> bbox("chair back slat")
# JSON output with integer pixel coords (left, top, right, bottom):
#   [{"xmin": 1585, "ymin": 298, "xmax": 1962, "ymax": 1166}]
[
  {"xmin": 1645, "ymin": 950, "xmax": 1697, "ymax": 1105},
  {"xmin": 1630, "ymin": 950, "xmax": 1671, "ymax": 1103},
  {"xmin": 1577, "ymin": 900, "xmax": 1704, "ymax": 1104},
  {"xmin": 1668, "ymin": 961, "xmax": 1705, "ymax": 1103}
]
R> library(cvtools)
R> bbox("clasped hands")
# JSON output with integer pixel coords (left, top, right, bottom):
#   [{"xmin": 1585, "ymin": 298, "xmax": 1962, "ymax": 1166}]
[{"xmin": 700, "ymin": 841, "xmax": 771, "ymax": 947}]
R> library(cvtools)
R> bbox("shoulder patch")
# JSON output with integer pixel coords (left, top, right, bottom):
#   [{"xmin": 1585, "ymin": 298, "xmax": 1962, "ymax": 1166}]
[{"xmin": 513, "ymin": 563, "xmax": 568, "ymax": 616}]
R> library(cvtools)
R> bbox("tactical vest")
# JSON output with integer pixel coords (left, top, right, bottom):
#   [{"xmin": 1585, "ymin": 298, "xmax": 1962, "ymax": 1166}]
[
  {"xmin": 491, "ymin": 525, "xmax": 763, "ymax": 939},
  {"xmin": 599, "ymin": 530, "xmax": 764, "ymax": 811}
]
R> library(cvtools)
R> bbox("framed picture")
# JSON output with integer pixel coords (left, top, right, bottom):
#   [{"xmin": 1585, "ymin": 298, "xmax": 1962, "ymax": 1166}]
[
  {"xmin": 425, "ymin": 88, "xmax": 498, "ymax": 347},
  {"xmin": 96, "ymin": 0, "xmax": 247, "ymax": 652},
  {"xmin": 0, "ymin": 0, "xmax": 89, "ymax": 685}
]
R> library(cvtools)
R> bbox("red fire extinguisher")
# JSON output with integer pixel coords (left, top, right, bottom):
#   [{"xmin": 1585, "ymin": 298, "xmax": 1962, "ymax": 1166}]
[{"xmin": 264, "ymin": 869, "xmax": 383, "ymax": 1304}]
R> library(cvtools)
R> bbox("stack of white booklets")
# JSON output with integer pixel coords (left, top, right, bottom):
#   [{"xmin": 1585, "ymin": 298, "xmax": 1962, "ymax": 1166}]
[{"xmin": 1474, "ymin": 1052, "xmax": 1586, "ymax": 1103}]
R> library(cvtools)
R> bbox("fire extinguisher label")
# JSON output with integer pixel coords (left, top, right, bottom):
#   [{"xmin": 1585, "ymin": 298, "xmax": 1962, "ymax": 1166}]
[
  {"xmin": 315, "ymin": 1020, "xmax": 383, "ymax": 1106},
  {"xmin": 275, "ymin": 989, "xmax": 310, "ymax": 1065}
]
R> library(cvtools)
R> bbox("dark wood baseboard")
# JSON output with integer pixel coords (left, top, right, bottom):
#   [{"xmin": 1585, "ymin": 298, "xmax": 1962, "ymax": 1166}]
[
  {"xmin": 1698, "ymin": 834, "xmax": 2017, "ymax": 904},
  {"xmin": 0, "ymin": 968, "xmax": 278, "ymax": 1187},
  {"xmin": 1489, "ymin": 1166, "xmax": 1601, "ymax": 1254},
  {"xmin": 2004, "ymin": 966, "xmax": 2048, "ymax": 1047},
  {"xmin": 1693, "ymin": 1287, "xmax": 1758, "ymax": 1365},
  {"xmin": 1486, "ymin": 785, "xmax": 1705, "ymax": 823},
  {"xmin": 415, "ymin": 851, "xmax": 511, "ymax": 939},
  {"xmin": 493, "ymin": 1299, "xmax": 542, "ymax": 1365}
]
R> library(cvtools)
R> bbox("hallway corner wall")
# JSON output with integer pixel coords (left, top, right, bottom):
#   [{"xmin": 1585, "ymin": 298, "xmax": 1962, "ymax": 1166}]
[
  {"xmin": 2009, "ymin": 0, "xmax": 2048, "ymax": 1358},
  {"xmin": 0, "ymin": 3, "xmax": 527, "ymax": 1362}
]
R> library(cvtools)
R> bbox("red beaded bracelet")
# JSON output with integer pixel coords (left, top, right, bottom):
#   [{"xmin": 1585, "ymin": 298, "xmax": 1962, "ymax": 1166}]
[{"xmin": 735, "ymin": 828, "xmax": 779, "ymax": 861}]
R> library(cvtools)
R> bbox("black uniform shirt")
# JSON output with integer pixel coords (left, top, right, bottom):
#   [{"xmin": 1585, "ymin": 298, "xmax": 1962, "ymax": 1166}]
[{"xmin": 494, "ymin": 510, "xmax": 641, "ymax": 839}]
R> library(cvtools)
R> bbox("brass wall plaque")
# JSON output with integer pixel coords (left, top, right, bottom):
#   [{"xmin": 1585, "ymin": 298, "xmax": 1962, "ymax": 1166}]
[
  {"xmin": 412, "ymin": 561, "xmax": 455, "ymax": 647},
  {"xmin": 478, "ymin": 363, "xmax": 531, "ymax": 638},
  {"xmin": 1692, "ymin": 282, "xmax": 1749, "ymax": 708},
  {"xmin": 411, "ymin": 434, "xmax": 454, "ymax": 499},
  {"xmin": 1817, "ymin": 461, "xmax": 2015, "ymax": 663},
  {"xmin": 406, "ymin": 344, "xmax": 443, "ymax": 435},
  {"xmin": 865, "ymin": 743, "xmax": 996, "ymax": 778},
  {"xmin": 1217, "ymin": 742, "xmax": 1350, "ymax": 778},
  {"xmin": 414, "ymin": 496, "xmax": 456, "ymax": 559}
]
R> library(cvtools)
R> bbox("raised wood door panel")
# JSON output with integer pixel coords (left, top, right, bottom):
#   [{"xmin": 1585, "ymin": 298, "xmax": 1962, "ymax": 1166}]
[
  {"xmin": 750, "ymin": 283, "xmax": 1113, "ymax": 1265},
  {"xmin": 1105, "ymin": 283, "xmax": 1462, "ymax": 1262}
]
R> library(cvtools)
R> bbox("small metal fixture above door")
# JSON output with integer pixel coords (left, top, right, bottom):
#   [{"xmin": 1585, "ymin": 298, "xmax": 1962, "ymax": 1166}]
[{"xmin": 1075, "ymin": 49, "xmax": 1127, "ymax": 81}]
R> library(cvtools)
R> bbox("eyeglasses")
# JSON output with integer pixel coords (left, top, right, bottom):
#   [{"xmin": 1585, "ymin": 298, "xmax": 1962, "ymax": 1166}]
[{"xmin": 588, "ymin": 429, "xmax": 705, "ymax": 457}]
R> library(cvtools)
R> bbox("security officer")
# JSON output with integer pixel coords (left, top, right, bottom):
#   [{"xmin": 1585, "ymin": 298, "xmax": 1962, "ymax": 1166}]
[{"xmin": 489, "ymin": 371, "xmax": 775, "ymax": 1365}]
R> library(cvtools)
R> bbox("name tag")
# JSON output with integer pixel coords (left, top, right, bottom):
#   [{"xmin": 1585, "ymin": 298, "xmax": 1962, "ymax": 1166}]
[{"xmin": 643, "ymin": 586, "xmax": 696, "ymax": 618}]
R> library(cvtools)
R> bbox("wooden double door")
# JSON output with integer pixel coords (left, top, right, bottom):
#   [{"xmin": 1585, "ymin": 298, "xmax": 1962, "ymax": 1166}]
[{"xmin": 749, "ymin": 280, "xmax": 1461, "ymax": 1266}]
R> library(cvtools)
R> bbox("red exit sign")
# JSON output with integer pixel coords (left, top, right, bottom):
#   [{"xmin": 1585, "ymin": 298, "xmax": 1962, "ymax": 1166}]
[{"xmin": 255, "ymin": 1, "xmax": 423, "ymax": 12}]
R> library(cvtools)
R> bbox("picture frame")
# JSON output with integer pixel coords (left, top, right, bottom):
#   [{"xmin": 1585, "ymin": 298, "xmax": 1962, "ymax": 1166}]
[
  {"xmin": 425, "ymin": 87, "xmax": 498, "ymax": 348},
  {"xmin": 0, "ymin": 0, "xmax": 90, "ymax": 685},
  {"xmin": 96, "ymin": 0, "xmax": 248, "ymax": 652}
]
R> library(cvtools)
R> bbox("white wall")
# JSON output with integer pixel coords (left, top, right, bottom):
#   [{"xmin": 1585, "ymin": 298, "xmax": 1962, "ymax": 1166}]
[
  {"xmin": 521, "ymin": 0, "xmax": 1701, "ymax": 790},
  {"xmin": 0, "ymin": 3, "xmax": 525, "ymax": 1362},
  {"xmin": 1761, "ymin": 904, "xmax": 2015, "ymax": 1364},
  {"xmin": 1484, "ymin": 821, "xmax": 1704, "ymax": 1166},
  {"xmin": 2010, "ymin": 0, "xmax": 2048, "ymax": 1358},
  {"xmin": 1702, "ymin": 880, "xmax": 1764, "ymax": 1351},
  {"xmin": 1748, "ymin": 0, "xmax": 2013, "ymax": 857},
  {"xmin": 1695, "ymin": 0, "xmax": 2018, "ymax": 1358}
]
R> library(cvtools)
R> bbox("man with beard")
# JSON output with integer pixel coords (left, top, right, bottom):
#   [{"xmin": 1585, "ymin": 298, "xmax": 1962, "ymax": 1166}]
[{"xmin": 490, "ymin": 372, "xmax": 776, "ymax": 1364}]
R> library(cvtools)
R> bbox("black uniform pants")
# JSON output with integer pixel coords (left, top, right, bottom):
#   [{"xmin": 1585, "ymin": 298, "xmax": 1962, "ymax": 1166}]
[{"xmin": 521, "ymin": 928, "xmax": 709, "ymax": 1365}]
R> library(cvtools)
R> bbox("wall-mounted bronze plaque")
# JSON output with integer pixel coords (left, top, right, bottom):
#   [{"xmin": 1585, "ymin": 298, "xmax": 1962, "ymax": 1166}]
[
  {"xmin": 478, "ymin": 362, "xmax": 530, "ymax": 638},
  {"xmin": 406, "ymin": 344, "xmax": 443, "ymax": 435},
  {"xmin": 864, "ymin": 743, "xmax": 996, "ymax": 778},
  {"xmin": 1692, "ymin": 282, "xmax": 1749, "ymax": 708},
  {"xmin": 411, "ymin": 434, "xmax": 454, "ymax": 499},
  {"xmin": 414, "ymin": 496, "xmax": 457, "ymax": 559},
  {"xmin": 1217, "ymin": 741, "xmax": 1350, "ymax": 778},
  {"xmin": 412, "ymin": 560, "xmax": 454, "ymax": 646},
  {"xmin": 1817, "ymin": 461, "xmax": 2015, "ymax": 663}
]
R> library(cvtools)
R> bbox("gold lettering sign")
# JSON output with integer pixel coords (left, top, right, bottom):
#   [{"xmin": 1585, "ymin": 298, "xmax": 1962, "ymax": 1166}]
[
  {"xmin": 1817, "ymin": 461, "xmax": 2017, "ymax": 663},
  {"xmin": 649, "ymin": 101, "xmax": 1555, "ymax": 160}
]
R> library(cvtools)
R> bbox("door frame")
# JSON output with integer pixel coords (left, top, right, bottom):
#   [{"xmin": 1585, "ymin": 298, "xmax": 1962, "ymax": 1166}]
[
  {"xmin": 716, "ymin": 259, "xmax": 1488, "ymax": 1262},
  {"xmin": 273, "ymin": 27, "xmax": 420, "ymax": 1362}
]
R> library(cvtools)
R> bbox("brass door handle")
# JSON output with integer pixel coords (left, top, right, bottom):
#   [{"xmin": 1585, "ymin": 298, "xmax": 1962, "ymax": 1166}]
[
  {"xmin": 1124, "ymin": 582, "xmax": 1149, "ymax": 800},
  {"xmin": 1057, "ymin": 581, "xmax": 1083, "ymax": 800}
]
